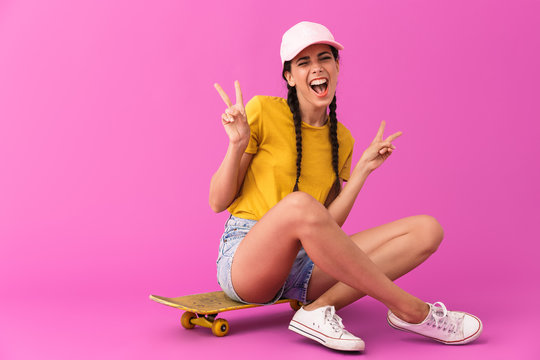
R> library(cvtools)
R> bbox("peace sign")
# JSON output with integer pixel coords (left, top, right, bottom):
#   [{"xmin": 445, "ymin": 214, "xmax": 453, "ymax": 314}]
[
  {"xmin": 214, "ymin": 80, "xmax": 250, "ymax": 147},
  {"xmin": 355, "ymin": 121, "xmax": 403, "ymax": 174}
]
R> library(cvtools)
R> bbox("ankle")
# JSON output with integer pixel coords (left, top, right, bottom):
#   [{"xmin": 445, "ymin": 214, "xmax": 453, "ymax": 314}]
[
  {"xmin": 303, "ymin": 300, "xmax": 331, "ymax": 311},
  {"xmin": 392, "ymin": 302, "xmax": 430, "ymax": 324}
]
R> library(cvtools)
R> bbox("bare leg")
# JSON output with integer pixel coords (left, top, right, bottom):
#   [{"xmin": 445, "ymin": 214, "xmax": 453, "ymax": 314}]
[
  {"xmin": 231, "ymin": 192, "xmax": 429, "ymax": 323},
  {"xmin": 305, "ymin": 215, "xmax": 444, "ymax": 311}
]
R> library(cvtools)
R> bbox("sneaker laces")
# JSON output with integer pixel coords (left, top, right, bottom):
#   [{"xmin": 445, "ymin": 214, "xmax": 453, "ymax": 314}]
[
  {"xmin": 426, "ymin": 302, "xmax": 464, "ymax": 334},
  {"xmin": 323, "ymin": 306, "xmax": 345, "ymax": 334}
]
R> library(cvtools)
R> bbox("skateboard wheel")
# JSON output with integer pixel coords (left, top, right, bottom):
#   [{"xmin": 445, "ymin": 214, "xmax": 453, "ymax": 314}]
[
  {"xmin": 181, "ymin": 312, "xmax": 196, "ymax": 329},
  {"xmin": 211, "ymin": 318, "xmax": 229, "ymax": 337},
  {"xmin": 290, "ymin": 300, "xmax": 302, "ymax": 311}
]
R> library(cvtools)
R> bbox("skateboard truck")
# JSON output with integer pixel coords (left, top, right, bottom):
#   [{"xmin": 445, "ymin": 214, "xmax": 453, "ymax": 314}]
[{"xmin": 150, "ymin": 291, "xmax": 302, "ymax": 337}]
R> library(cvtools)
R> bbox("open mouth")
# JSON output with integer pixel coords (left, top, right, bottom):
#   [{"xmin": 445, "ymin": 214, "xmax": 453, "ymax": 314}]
[{"xmin": 309, "ymin": 78, "xmax": 328, "ymax": 97}]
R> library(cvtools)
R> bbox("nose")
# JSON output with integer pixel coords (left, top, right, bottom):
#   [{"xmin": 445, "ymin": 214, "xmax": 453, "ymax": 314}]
[{"xmin": 311, "ymin": 63, "xmax": 323, "ymax": 74}]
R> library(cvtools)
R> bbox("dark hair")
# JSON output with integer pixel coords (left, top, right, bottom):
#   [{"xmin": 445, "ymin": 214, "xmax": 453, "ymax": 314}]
[{"xmin": 282, "ymin": 46, "xmax": 341, "ymax": 196}]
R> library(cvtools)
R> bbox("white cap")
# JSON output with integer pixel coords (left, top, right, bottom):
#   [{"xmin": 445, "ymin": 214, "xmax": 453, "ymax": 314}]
[{"xmin": 280, "ymin": 21, "xmax": 344, "ymax": 66}]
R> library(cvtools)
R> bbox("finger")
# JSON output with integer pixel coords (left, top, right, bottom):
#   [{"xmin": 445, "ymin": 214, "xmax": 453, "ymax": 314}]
[
  {"xmin": 373, "ymin": 121, "xmax": 386, "ymax": 142},
  {"xmin": 235, "ymin": 80, "xmax": 244, "ymax": 108},
  {"xmin": 221, "ymin": 113, "xmax": 234, "ymax": 123},
  {"xmin": 230, "ymin": 104, "xmax": 246, "ymax": 119},
  {"xmin": 379, "ymin": 141, "xmax": 394, "ymax": 149},
  {"xmin": 227, "ymin": 107, "xmax": 239, "ymax": 117},
  {"xmin": 379, "ymin": 142, "xmax": 395, "ymax": 154},
  {"xmin": 385, "ymin": 131, "xmax": 403, "ymax": 143},
  {"xmin": 214, "ymin": 83, "xmax": 233, "ymax": 108}
]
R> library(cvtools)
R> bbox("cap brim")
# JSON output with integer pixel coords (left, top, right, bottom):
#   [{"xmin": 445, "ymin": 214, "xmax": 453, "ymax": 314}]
[{"xmin": 282, "ymin": 40, "xmax": 344, "ymax": 65}]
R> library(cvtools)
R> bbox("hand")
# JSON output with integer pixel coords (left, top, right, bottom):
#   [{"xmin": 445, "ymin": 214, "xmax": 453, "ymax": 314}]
[
  {"xmin": 214, "ymin": 81, "xmax": 250, "ymax": 147},
  {"xmin": 355, "ymin": 121, "xmax": 402, "ymax": 175}
]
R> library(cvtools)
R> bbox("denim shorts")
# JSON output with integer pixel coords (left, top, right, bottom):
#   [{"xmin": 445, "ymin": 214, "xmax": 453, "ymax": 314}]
[{"xmin": 216, "ymin": 214, "xmax": 315, "ymax": 305}]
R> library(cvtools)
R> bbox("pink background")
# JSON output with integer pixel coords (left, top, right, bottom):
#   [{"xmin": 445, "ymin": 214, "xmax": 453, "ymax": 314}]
[{"xmin": 1, "ymin": 0, "xmax": 538, "ymax": 359}]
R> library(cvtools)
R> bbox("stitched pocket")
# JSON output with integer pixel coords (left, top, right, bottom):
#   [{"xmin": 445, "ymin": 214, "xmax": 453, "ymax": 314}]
[{"xmin": 219, "ymin": 228, "xmax": 247, "ymax": 257}]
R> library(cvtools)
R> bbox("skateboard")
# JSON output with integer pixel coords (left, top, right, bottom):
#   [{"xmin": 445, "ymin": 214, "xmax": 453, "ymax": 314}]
[{"xmin": 150, "ymin": 291, "xmax": 302, "ymax": 337}]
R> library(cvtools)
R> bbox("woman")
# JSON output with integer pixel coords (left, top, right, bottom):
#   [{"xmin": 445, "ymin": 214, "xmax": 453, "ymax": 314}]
[{"xmin": 210, "ymin": 21, "xmax": 482, "ymax": 352}]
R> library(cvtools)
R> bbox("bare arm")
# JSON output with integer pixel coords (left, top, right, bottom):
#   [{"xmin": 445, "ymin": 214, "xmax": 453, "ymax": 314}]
[
  {"xmin": 326, "ymin": 120, "xmax": 403, "ymax": 227},
  {"xmin": 209, "ymin": 148, "xmax": 253, "ymax": 213},
  {"xmin": 326, "ymin": 168, "xmax": 370, "ymax": 227},
  {"xmin": 208, "ymin": 81, "xmax": 253, "ymax": 213}
]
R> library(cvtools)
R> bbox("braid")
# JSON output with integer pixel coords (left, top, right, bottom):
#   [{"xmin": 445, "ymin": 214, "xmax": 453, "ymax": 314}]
[
  {"xmin": 328, "ymin": 94, "xmax": 341, "ymax": 195},
  {"xmin": 282, "ymin": 45, "xmax": 341, "ymax": 194},
  {"xmin": 287, "ymin": 85, "xmax": 303, "ymax": 191}
]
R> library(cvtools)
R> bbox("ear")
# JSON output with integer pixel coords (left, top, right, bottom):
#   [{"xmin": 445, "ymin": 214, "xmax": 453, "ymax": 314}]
[
  {"xmin": 336, "ymin": 59, "xmax": 340, "ymax": 74},
  {"xmin": 284, "ymin": 71, "xmax": 296, "ymax": 87}
]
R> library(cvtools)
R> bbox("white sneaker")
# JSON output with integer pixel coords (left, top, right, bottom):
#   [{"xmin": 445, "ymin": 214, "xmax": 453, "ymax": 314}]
[
  {"xmin": 288, "ymin": 305, "xmax": 365, "ymax": 351},
  {"xmin": 387, "ymin": 302, "xmax": 483, "ymax": 344}
]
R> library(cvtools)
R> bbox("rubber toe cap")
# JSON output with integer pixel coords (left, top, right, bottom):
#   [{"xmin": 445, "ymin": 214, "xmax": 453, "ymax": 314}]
[{"xmin": 463, "ymin": 314, "xmax": 482, "ymax": 338}]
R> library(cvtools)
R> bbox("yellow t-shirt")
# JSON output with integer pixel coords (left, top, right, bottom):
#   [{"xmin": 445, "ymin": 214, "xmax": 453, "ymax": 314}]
[{"xmin": 227, "ymin": 95, "xmax": 355, "ymax": 220}]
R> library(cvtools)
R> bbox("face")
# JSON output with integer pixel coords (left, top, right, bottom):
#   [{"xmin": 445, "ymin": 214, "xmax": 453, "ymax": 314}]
[{"xmin": 284, "ymin": 44, "xmax": 339, "ymax": 109}]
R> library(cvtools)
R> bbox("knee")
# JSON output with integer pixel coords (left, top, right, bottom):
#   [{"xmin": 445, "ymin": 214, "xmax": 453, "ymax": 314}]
[
  {"xmin": 282, "ymin": 191, "xmax": 320, "ymax": 212},
  {"xmin": 281, "ymin": 191, "xmax": 329, "ymax": 228},
  {"xmin": 415, "ymin": 215, "xmax": 444, "ymax": 254}
]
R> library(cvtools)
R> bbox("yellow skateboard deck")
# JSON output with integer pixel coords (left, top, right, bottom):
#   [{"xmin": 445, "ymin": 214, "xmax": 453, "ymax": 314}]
[{"xmin": 150, "ymin": 291, "xmax": 301, "ymax": 336}]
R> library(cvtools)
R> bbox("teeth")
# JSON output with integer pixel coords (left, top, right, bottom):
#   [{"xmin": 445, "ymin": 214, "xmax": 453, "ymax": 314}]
[{"xmin": 310, "ymin": 78, "xmax": 327, "ymax": 86}]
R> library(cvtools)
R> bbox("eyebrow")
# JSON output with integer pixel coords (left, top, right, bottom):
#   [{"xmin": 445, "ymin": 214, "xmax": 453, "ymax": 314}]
[{"xmin": 295, "ymin": 51, "xmax": 333, "ymax": 64}]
